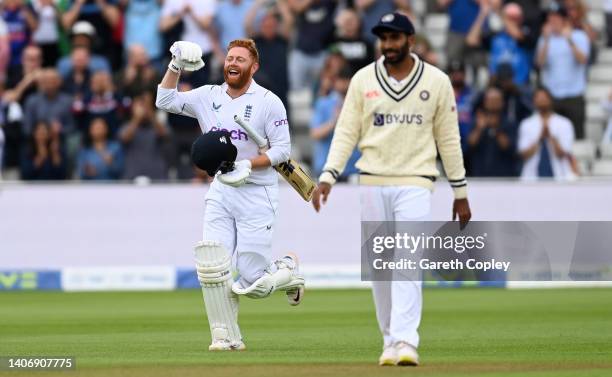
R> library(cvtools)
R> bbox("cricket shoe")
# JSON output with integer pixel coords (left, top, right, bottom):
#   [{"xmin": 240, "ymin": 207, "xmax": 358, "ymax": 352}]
[
  {"xmin": 280, "ymin": 253, "xmax": 304, "ymax": 306},
  {"xmin": 395, "ymin": 341, "xmax": 419, "ymax": 366},
  {"xmin": 209, "ymin": 340, "xmax": 246, "ymax": 351},
  {"xmin": 378, "ymin": 345, "xmax": 398, "ymax": 366}
]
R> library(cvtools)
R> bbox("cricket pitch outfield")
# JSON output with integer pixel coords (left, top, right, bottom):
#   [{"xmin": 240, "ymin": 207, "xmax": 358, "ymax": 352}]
[{"xmin": 1, "ymin": 288, "xmax": 611, "ymax": 377}]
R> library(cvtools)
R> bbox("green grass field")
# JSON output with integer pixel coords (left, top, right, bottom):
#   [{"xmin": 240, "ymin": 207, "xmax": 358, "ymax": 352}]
[{"xmin": 1, "ymin": 288, "xmax": 611, "ymax": 377}]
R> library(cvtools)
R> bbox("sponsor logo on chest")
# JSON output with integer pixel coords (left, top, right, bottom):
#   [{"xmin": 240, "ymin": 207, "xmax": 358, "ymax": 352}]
[
  {"xmin": 210, "ymin": 126, "xmax": 249, "ymax": 141},
  {"xmin": 373, "ymin": 112, "xmax": 424, "ymax": 126}
]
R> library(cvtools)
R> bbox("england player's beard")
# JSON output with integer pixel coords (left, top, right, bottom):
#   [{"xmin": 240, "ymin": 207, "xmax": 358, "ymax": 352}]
[
  {"xmin": 382, "ymin": 43, "xmax": 410, "ymax": 65},
  {"xmin": 224, "ymin": 64, "xmax": 252, "ymax": 90}
]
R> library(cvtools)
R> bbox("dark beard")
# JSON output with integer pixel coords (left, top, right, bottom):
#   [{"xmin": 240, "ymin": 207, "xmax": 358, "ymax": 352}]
[
  {"xmin": 224, "ymin": 67, "xmax": 251, "ymax": 89},
  {"xmin": 382, "ymin": 44, "xmax": 409, "ymax": 65}
]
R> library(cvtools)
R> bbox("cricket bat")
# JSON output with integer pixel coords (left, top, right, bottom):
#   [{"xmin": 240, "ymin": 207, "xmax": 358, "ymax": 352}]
[{"xmin": 234, "ymin": 115, "xmax": 316, "ymax": 201}]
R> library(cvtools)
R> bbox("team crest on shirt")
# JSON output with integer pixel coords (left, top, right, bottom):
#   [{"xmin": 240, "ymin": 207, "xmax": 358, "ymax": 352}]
[
  {"xmin": 244, "ymin": 105, "xmax": 253, "ymax": 120},
  {"xmin": 419, "ymin": 90, "xmax": 430, "ymax": 101}
]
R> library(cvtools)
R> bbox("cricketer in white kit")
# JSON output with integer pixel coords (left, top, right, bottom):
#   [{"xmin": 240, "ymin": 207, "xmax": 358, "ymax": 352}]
[
  {"xmin": 312, "ymin": 13, "xmax": 472, "ymax": 366},
  {"xmin": 156, "ymin": 39, "xmax": 305, "ymax": 351}
]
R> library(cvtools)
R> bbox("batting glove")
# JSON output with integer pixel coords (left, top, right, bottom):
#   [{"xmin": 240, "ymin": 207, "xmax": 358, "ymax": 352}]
[
  {"xmin": 168, "ymin": 41, "xmax": 205, "ymax": 73},
  {"xmin": 217, "ymin": 160, "xmax": 252, "ymax": 187}
]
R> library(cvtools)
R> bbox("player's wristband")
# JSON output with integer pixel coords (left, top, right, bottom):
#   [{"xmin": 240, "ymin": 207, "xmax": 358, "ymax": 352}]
[
  {"xmin": 168, "ymin": 59, "xmax": 181, "ymax": 74},
  {"xmin": 319, "ymin": 169, "xmax": 339, "ymax": 185}
]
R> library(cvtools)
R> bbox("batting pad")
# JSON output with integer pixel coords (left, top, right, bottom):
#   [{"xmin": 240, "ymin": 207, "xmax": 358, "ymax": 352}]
[{"xmin": 194, "ymin": 240, "xmax": 243, "ymax": 350}]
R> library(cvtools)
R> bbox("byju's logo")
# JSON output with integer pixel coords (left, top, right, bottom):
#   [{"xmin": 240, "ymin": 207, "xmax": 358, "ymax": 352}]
[
  {"xmin": 372, "ymin": 112, "xmax": 423, "ymax": 126},
  {"xmin": 210, "ymin": 126, "xmax": 249, "ymax": 141},
  {"xmin": 373, "ymin": 113, "xmax": 385, "ymax": 126}
]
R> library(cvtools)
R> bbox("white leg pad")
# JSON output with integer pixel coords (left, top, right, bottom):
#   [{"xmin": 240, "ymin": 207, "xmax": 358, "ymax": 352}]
[
  {"xmin": 232, "ymin": 257, "xmax": 305, "ymax": 299},
  {"xmin": 194, "ymin": 240, "xmax": 244, "ymax": 350}
]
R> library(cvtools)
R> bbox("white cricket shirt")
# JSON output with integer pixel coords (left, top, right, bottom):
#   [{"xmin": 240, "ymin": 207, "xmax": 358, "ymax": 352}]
[{"xmin": 156, "ymin": 80, "xmax": 291, "ymax": 186}]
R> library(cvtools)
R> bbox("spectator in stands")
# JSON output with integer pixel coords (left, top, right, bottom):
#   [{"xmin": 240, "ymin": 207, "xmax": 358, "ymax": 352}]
[
  {"xmin": 76, "ymin": 71, "xmax": 124, "ymax": 137},
  {"xmin": 466, "ymin": 0, "xmax": 497, "ymax": 47},
  {"xmin": 62, "ymin": 47, "xmax": 93, "ymax": 101},
  {"xmin": 61, "ymin": 0, "xmax": 122, "ymax": 69},
  {"xmin": 602, "ymin": 89, "xmax": 612, "ymax": 144},
  {"xmin": 316, "ymin": 51, "xmax": 347, "ymax": 97},
  {"xmin": 123, "ymin": 0, "xmax": 162, "ymax": 63},
  {"xmin": 0, "ymin": 18, "xmax": 9, "ymax": 80},
  {"xmin": 606, "ymin": 0, "xmax": 612, "ymax": 47},
  {"xmin": 518, "ymin": 87, "xmax": 575, "ymax": 180},
  {"xmin": 489, "ymin": 62, "xmax": 532, "ymax": 126},
  {"xmin": 467, "ymin": 86, "xmax": 517, "ymax": 177},
  {"xmin": 2, "ymin": 46, "xmax": 42, "ymax": 168},
  {"xmin": 564, "ymin": 0, "xmax": 598, "ymax": 63},
  {"xmin": 332, "ymin": 8, "xmax": 374, "ymax": 74},
  {"xmin": 0, "ymin": 79, "xmax": 4, "ymax": 168},
  {"xmin": 413, "ymin": 34, "xmax": 439, "ymax": 66},
  {"xmin": 77, "ymin": 117, "xmax": 122, "ymax": 180},
  {"xmin": 354, "ymin": 0, "xmax": 394, "ymax": 44},
  {"xmin": 115, "ymin": 44, "xmax": 159, "ymax": 99},
  {"xmin": 57, "ymin": 21, "xmax": 112, "ymax": 77},
  {"xmin": 24, "ymin": 69, "xmax": 75, "ymax": 136},
  {"xmin": 0, "ymin": 78, "xmax": 21, "ymax": 171},
  {"xmin": 501, "ymin": 0, "xmax": 544, "ymax": 59},
  {"xmin": 5, "ymin": 45, "xmax": 42, "ymax": 106},
  {"xmin": 310, "ymin": 66, "xmax": 359, "ymax": 179},
  {"xmin": 394, "ymin": 0, "xmax": 419, "ymax": 27},
  {"xmin": 20, "ymin": 120, "xmax": 67, "ymax": 180},
  {"xmin": 160, "ymin": 0, "xmax": 217, "ymax": 87},
  {"xmin": 438, "ymin": 0, "xmax": 485, "ymax": 71},
  {"xmin": 2, "ymin": 0, "xmax": 37, "ymax": 77},
  {"xmin": 287, "ymin": 0, "xmax": 338, "ymax": 91},
  {"xmin": 0, "ymin": 122, "xmax": 4, "ymax": 172},
  {"xmin": 119, "ymin": 91, "xmax": 169, "ymax": 180},
  {"xmin": 245, "ymin": 0, "xmax": 293, "ymax": 109},
  {"xmin": 353, "ymin": 0, "xmax": 396, "ymax": 44},
  {"xmin": 165, "ymin": 80, "xmax": 199, "ymax": 180},
  {"xmin": 536, "ymin": 4, "xmax": 590, "ymax": 139},
  {"xmin": 31, "ymin": 0, "xmax": 60, "ymax": 67},
  {"xmin": 449, "ymin": 60, "xmax": 475, "ymax": 155},
  {"xmin": 216, "ymin": 0, "xmax": 253, "ymax": 51},
  {"xmin": 487, "ymin": 2, "xmax": 531, "ymax": 85}
]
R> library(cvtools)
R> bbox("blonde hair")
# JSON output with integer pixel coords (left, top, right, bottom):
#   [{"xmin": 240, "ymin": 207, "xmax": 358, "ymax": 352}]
[{"xmin": 227, "ymin": 39, "xmax": 260, "ymax": 63}]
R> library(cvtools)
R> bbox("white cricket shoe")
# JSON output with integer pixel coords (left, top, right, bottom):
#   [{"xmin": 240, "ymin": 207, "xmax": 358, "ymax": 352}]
[
  {"xmin": 282, "ymin": 253, "xmax": 304, "ymax": 306},
  {"xmin": 378, "ymin": 345, "xmax": 398, "ymax": 366},
  {"xmin": 209, "ymin": 340, "xmax": 246, "ymax": 351},
  {"xmin": 395, "ymin": 341, "xmax": 419, "ymax": 366}
]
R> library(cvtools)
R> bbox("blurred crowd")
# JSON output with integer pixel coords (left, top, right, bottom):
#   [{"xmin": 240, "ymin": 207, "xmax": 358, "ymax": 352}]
[{"xmin": 0, "ymin": 0, "xmax": 610, "ymax": 182}]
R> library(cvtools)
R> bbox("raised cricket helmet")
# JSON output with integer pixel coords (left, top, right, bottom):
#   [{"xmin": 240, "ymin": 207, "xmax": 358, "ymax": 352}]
[{"xmin": 191, "ymin": 130, "xmax": 237, "ymax": 176}]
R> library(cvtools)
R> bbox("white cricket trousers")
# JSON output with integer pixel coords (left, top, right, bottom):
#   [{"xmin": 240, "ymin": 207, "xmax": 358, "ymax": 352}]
[
  {"xmin": 360, "ymin": 185, "xmax": 431, "ymax": 349},
  {"xmin": 203, "ymin": 180, "xmax": 279, "ymax": 286}
]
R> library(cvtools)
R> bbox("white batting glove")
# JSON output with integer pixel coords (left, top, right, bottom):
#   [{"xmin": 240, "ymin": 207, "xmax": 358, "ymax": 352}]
[
  {"xmin": 217, "ymin": 160, "xmax": 252, "ymax": 187},
  {"xmin": 168, "ymin": 41, "xmax": 205, "ymax": 73}
]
